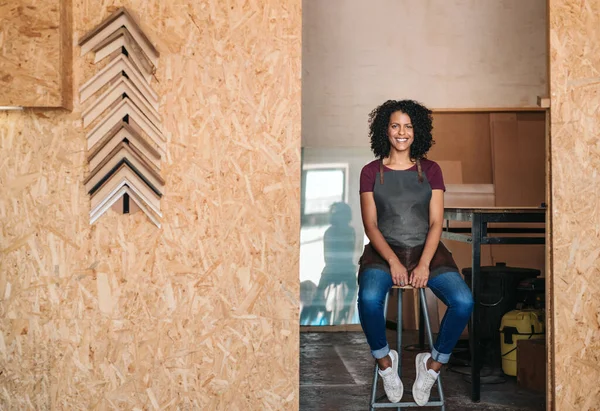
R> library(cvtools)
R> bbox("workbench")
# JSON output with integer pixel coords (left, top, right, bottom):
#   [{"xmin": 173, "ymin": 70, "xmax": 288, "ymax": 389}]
[{"xmin": 441, "ymin": 207, "xmax": 546, "ymax": 402}]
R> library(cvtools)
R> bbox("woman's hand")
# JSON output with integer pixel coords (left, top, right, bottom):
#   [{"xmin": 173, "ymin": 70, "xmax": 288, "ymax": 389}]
[
  {"xmin": 410, "ymin": 263, "xmax": 430, "ymax": 288},
  {"xmin": 389, "ymin": 259, "xmax": 409, "ymax": 286}
]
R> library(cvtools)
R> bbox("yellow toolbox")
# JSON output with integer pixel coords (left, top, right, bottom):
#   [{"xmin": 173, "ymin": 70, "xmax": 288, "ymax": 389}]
[{"xmin": 499, "ymin": 309, "xmax": 544, "ymax": 376}]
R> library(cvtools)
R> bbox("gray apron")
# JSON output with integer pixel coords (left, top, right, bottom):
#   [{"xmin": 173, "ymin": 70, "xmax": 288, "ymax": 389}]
[{"xmin": 358, "ymin": 160, "xmax": 457, "ymax": 280}]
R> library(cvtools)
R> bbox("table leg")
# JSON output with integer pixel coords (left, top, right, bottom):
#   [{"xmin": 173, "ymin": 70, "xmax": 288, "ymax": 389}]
[{"xmin": 470, "ymin": 214, "xmax": 482, "ymax": 402}]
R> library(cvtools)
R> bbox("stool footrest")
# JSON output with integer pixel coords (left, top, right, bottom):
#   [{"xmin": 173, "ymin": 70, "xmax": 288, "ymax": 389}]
[
  {"xmin": 376, "ymin": 394, "xmax": 441, "ymax": 402},
  {"xmin": 372, "ymin": 401, "xmax": 444, "ymax": 408}
]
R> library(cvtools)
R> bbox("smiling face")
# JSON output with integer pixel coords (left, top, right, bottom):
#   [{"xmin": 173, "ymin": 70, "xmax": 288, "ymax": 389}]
[{"xmin": 387, "ymin": 111, "xmax": 414, "ymax": 154}]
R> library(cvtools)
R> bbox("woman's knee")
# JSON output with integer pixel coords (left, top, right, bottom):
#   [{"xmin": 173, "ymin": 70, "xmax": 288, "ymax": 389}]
[
  {"xmin": 357, "ymin": 269, "xmax": 390, "ymax": 313},
  {"xmin": 431, "ymin": 272, "xmax": 474, "ymax": 317},
  {"xmin": 358, "ymin": 288, "xmax": 383, "ymax": 312},
  {"xmin": 450, "ymin": 293, "xmax": 474, "ymax": 318}
]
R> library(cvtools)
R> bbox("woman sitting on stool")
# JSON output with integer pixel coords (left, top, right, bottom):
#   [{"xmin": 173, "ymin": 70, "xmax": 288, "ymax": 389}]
[{"xmin": 357, "ymin": 100, "xmax": 474, "ymax": 405}]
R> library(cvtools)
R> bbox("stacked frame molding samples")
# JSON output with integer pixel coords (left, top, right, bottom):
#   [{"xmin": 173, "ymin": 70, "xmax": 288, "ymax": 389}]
[{"xmin": 79, "ymin": 7, "xmax": 164, "ymax": 228}]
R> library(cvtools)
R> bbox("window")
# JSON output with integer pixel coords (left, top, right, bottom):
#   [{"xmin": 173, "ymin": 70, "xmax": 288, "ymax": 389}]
[
  {"xmin": 301, "ymin": 164, "xmax": 348, "ymax": 226},
  {"xmin": 300, "ymin": 163, "xmax": 359, "ymax": 326}
]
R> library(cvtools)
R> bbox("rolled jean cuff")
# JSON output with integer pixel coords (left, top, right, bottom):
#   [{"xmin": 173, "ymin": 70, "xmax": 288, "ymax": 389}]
[
  {"xmin": 372, "ymin": 343, "xmax": 390, "ymax": 360},
  {"xmin": 431, "ymin": 347, "xmax": 451, "ymax": 364}
]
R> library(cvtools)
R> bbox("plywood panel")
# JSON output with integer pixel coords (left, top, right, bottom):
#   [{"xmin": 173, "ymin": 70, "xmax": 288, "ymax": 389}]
[
  {"xmin": 0, "ymin": 0, "xmax": 301, "ymax": 409},
  {"xmin": 490, "ymin": 113, "xmax": 520, "ymax": 205},
  {"xmin": 0, "ymin": 0, "xmax": 72, "ymax": 108},
  {"xmin": 444, "ymin": 184, "xmax": 495, "ymax": 208},
  {"xmin": 517, "ymin": 112, "xmax": 546, "ymax": 206},
  {"xmin": 549, "ymin": 1, "xmax": 600, "ymax": 409},
  {"xmin": 489, "ymin": 112, "xmax": 546, "ymax": 277},
  {"xmin": 491, "ymin": 112, "xmax": 546, "ymax": 207},
  {"xmin": 436, "ymin": 161, "xmax": 463, "ymax": 184},
  {"xmin": 429, "ymin": 113, "xmax": 493, "ymax": 184}
]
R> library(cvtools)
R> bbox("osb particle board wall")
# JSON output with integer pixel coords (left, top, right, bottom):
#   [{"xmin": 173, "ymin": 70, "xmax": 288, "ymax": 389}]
[
  {"xmin": 549, "ymin": 1, "xmax": 600, "ymax": 410},
  {"xmin": 0, "ymin": 0, "xmax": 73, "ymax": 108},
  {"xmin": 549, "ymin": 0, "xmax": 600, "ymax": 409},
  {"xmin": 0, "ymin": 0, "xmax": 301, "ymax": 409}
]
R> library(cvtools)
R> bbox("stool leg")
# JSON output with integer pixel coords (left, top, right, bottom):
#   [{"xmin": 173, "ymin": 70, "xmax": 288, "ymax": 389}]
[
  {"xmin": 370, "ymin": 291, "xmax": 392, "ymax": 410},
  {"xmin": 370, "ymin": 362, "xmax": 378, "ymax": 411},
  {"xmin": 419, "ymin": 289, "xmax": 446, "ymax": 410},
  {"xmin": 418, "ymin": 300, "xmax": 426, "ymax": 349},
  {"xmin": 397, "ymin": 288, "xmax": 402, "ymax": 377},
  {"xmin": 397, "ymin": 288, "xmax": 403, "ymax": 411}
]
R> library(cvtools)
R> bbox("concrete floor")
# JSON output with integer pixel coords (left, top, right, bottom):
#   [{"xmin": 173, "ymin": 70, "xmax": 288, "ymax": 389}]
[{"xmin": 300, "ymin": 330, "xmax": 545, "ymax": 411}]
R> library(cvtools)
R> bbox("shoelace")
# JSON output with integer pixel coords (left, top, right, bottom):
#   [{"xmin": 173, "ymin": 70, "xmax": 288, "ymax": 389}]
[
  {"xmin": 421, "ymin": 373, "xmax": 436, "ymax": 391},
  {"xmin": 382, "ymin": 373, "xmax": 400, "ymax": 390}
]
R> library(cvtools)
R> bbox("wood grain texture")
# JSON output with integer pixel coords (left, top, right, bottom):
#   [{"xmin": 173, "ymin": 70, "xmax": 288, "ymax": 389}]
[
  {"xmin": 549, "ymin": 0, "xmax": 600, "ymax": 409},
  {"xmin": 0, "ymin": 0, "xmax": 72, "ymax": 108},
  {"xmin": 0, "ymin": 0, "xmax": 301, "ymax": 409}
]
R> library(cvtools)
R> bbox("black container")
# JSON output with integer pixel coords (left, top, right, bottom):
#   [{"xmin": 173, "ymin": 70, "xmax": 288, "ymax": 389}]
[
  {"xmin": 462, "ymin": 262, "xmax": 540, "ymax": 367},
  {"xmin": 516, "ymin": 277, "xmax": 546, "ymax": 309}
]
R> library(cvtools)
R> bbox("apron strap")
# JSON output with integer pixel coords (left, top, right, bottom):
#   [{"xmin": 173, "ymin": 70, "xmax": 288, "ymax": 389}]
[
  {"xmin": 380, "ymin": 158, "xmax": 424, "ymax": 183},
  {"xmin": 416, "ymin": 159, "xmax": 424, "ymax": 183}
]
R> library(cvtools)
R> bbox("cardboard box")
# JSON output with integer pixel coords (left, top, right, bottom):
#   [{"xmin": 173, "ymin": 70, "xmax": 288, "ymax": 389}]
[{"xmin": 517, "ymin": 339, "xmax": 546, "ymax": 392}]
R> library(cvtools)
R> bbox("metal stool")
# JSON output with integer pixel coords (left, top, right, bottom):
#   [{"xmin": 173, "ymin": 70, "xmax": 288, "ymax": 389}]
[{"xmin": 369, "ymin": 285, "xmax": 445, "ymax": 410}]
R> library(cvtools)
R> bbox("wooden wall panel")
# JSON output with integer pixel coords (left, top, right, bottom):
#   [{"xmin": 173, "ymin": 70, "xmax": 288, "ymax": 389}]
[
  {"xmin": 490, "ymin": 112, "xmax": 546, "ymax": 207},
  {"xmin": 488, "ymin": 112, "xmax": 546, "ymax": 277},
  {"xmin": 516, "ymin": 112, "xmax": 546, "ymax": 206},
  {"xmin": 0, "ymin": 0, "xmax": 72, "ymax": 108},
  {"xmin": 0, "ymin": 1, "xmax": 301, "ymax": 409},
  {"xmin": 549, "ymin": 1, "xmax": 600, "ymax": 409},
  {"xmin": 428, "ymin": 113, "xmax": 493, "ymax": 184}
]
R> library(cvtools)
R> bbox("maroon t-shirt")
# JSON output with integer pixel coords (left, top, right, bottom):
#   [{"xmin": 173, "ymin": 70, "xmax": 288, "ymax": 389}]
[{"xmin": 359, "ymin": 159, "xmax": 445, "ymax": 194}]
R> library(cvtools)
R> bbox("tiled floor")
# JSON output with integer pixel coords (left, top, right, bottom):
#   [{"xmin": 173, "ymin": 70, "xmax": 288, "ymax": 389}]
[{"xmin": 300, "ymin": 331, "xmax": 545, "ymax": 411}]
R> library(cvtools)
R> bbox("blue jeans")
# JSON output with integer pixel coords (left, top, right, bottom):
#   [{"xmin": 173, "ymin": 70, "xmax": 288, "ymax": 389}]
[{"xmin": 357, "ymin": 268, "xmax": 474, "ymax": 364}]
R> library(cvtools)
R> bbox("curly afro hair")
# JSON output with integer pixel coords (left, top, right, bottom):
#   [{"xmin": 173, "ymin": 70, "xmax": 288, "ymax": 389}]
[{"xmin": 368, "ymin": 100, "xmax": 434, "ymax": 160}]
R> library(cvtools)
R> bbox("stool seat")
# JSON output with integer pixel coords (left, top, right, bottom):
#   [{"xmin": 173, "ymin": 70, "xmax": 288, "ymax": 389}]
[{"xmin": 369, "ymin": 287, "xmax": 445, "ymax": 410}]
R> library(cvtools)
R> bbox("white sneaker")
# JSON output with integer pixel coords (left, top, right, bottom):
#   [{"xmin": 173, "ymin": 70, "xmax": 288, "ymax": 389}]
[
  {"xmin": 378, "ymin": 349, "xmax": 404, "ymax": 403},
  {"xmin": 412, "ymin": 353, "xmax": 439, "ymax": 406}
]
